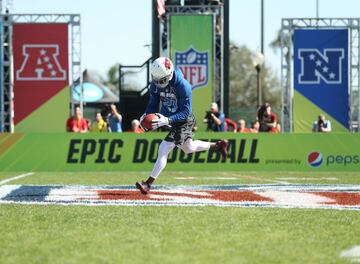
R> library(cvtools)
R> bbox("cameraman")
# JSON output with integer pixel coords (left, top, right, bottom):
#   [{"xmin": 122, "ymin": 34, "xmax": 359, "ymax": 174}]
[
  {"xmin": 257, "ymin": 103, "xmax": 278, "ymax": 133},
  {"xmin": 203, "ymin": 102, "xmax": 225, "ymax": 132},
  {"xmin": 312, "ymin": 114, "xmax": 332, "ymax": 133}
]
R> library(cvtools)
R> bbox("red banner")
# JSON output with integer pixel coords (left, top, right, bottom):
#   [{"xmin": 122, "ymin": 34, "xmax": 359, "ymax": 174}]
[{"xmin": 13, "ymin": 23, "xmax": 69, "ymax": 125}]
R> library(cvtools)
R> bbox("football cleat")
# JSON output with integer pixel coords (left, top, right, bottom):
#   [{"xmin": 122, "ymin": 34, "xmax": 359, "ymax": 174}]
[
  {"xmin": 212, "ymin": 140, "xmax": 228, "ymax": 162},
  {"xmin": 135, "ymin": 181, "xmax": 151, "ymax": 194}
]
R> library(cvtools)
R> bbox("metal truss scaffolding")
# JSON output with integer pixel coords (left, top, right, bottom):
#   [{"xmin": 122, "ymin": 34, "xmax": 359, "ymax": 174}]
[
  {"xmin": 0, "ymin": 14, "xmax": 81, "ymax": 132},
  {"xmin": 160, "ymin": 4, "xmax": 225, "ymax": 111},
  {"xmin": 281, "ymin": 18, "xmax": 360, "ymax": 132}
]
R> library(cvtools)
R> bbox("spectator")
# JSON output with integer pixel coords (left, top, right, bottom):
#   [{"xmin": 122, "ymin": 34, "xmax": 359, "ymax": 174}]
[
  {"xmin": 257, "ymin": 103, "xmax": 278, "ymax": 133},
  {"xmin": 249, "ymin": 120, "xmax": 260, "ymax": 133},
  {"xmin": 276, "ymin": 123, "xmax": 281, "ymax": 133},
  {"xmin": 225, "ymin": 117, "xmax": 237, "ymax": 132},
  {"xmin": 107, "ymin": 104, "xmax": 123, "ymax": 132},
  {"xmin": 66, "ymin": 106, "xmax": 88, "ymax": 133},
  {"xmin": 203, "ymin": 102, "xmax": 225, "ymax": 132},
  {"xmin": 128, "ymin": 119, "xmax": 144, "ymax": 133},
  {"xmin": 312, "ymin": 114, "xmax": 332, "ymax": 133},
  {"xmin": 90, "ymin": 112, "xmax": 107, "ymax": 133},
  {"xmin": 237, "ymin": 119, "xmax": 251, "ymax": 133}
]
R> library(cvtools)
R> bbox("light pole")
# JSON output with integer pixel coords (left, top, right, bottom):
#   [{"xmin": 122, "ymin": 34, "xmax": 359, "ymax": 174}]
[
  {"xmin": 316, "ymin": 0, "xmax": 319, "ymax": 19},
  {"xmin": 260, "ymin": 0, "xmax": 264, "ymax": 55},
  {"xmin": 252, "ymin": 48, "xmax": 265, "ymax": 107}
]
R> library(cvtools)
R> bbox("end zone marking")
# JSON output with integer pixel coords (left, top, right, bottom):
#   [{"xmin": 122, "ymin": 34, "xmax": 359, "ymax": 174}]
[
  {"xmin": 0, "ymin": 185, "xmax": 21, "ymax": 199},
  {"xmin": 1, "ymin": 184, "xmax": 360, "ymax": 209},
  {"xmin": 0, "ymin": 172, "xmax": 34, "ymax": 186}
]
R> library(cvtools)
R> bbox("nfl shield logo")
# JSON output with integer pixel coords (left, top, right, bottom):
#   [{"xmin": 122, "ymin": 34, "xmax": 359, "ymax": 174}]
[{"xmin": 175, "ymin": 47, "xmax": 209, "ymax": 90}]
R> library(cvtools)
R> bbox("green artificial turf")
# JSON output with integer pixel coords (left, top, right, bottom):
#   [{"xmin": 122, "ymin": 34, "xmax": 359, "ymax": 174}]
[
  {"xmin": 0, "ymin": 171, "xmax": 360, "ymax": 263},
  {"xmin": 0, "ymin": 205, "xmax": 359, "ymax": 264},
  {"xmin": 0, "ymin": 171, "xmax": 359, "ymax": 185}
]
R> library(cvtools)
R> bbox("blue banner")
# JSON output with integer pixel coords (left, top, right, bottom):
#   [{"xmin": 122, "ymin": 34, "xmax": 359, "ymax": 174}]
[{"xmin": 293, "ymin": 29, "xmax": 349, "ymax": 131}]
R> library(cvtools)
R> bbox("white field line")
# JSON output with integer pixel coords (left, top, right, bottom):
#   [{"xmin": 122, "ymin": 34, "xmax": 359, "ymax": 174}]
[
  {"xmin": 174, "ymin": 177, "xmax": 237, "ymax": 180},
  {"xmin": 340, "ymin": 245, "xmax": 360, "ymax": 263},
  {"xmin": 225, "ymin": 173, "xmax": 291, "ymax": 185},
  {"xmin": 174, "ymin": 176, "xmax": 290, "ymax": 184},
  {"xmin": 276, "ymin": 177, "xmax": 338, "ymax": 181},
  {"xmin": 0, "ymin": 172, "xmax": 34, "ymax": 186},
  {"xmin": 270, "ymin": 180, "xmax": 291, "ymax": 184}
]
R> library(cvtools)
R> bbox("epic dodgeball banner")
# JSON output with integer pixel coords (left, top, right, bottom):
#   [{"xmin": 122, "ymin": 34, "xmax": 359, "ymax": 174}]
[
  {"xmin": 293, "ymin": 29, "xmax": 349, "ymax": 132},
  {"xmin": 0, "ymin": 133, "xmax": 359, "ymax": 171},
  {"xmin": 12, "ymin": 23, "xmax": 69, "ymax": 132},
  {"xmin": 170, "ymin": 15, "xmax": 213, "ymax": 131}
]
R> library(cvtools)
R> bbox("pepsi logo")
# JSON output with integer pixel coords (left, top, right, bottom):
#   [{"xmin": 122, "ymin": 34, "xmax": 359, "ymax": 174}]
[{"xmin": 307, "ymin": 151, "xmax": 323, "ymax": 167}]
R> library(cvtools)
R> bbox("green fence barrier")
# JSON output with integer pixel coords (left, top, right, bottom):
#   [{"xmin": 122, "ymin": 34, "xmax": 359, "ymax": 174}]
[{"xmin": 0, "ymin": 133, "xmax": 359, "ymax": 171}]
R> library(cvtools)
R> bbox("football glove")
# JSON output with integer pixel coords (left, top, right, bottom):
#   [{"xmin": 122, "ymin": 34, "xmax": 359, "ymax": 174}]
[
  {"xmin": 139, "ymin": 113, "xmax": 148, "ymax": 131},
  {"xmin": 139, "ymin": 113, "xmax": 146, "ymax": 123},
  {"xmin": 152, "ymin": 113, "xmax": 169, "ymax": 129}
]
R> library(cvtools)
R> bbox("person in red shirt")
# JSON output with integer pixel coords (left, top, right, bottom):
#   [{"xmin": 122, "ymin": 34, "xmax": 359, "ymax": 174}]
[
  {"xmin": 66, "ymin": 106, "xmax": 89, "ymax": 133},
  {"xmin": 127, "ymin": 119, "xmax": 144, "ymax": 133},
  {"xmin": 237, "ymin": 119, "xmax": 251, "ymax": 133},
  {"xmin": 249, "ymin": 120, "xmax": 260, "ymax": 133},
  {"xmin": 224, "ymin": 117, "xmax": 237, "ymax": 132},
  {"xmin": 258, "ymin": 103, "xmax": 278, "ymax": 133}
]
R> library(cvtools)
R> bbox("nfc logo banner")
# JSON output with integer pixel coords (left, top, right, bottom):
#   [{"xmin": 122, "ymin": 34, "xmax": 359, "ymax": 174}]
[
  {"xmin": 293, "ymin": 29, "xmax": 350, "ymax": 131},
  {"xmin": 298, "ymin": 48, "xmax": 344, "ymax": 84}
]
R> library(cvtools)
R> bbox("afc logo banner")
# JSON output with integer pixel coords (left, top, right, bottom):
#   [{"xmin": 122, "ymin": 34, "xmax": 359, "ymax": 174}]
[
  {"xmin": 298, "ymin": 48, "xmax": 344, "ymax": 84},
  {"xmin": 16, "ymin": 44, "xmax": 67, "ymax": 81},
  {"xmin": 175, "ymin": 47, "xmax": 209, "ymax": 90}
]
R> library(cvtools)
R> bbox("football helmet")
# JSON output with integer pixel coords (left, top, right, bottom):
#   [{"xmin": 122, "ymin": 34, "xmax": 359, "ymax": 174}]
[{"xmin": 151, "ymin": 57, "xmax": 174, "ymax": 88}]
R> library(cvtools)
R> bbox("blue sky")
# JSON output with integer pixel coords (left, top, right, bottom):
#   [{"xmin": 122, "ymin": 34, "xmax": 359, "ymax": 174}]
[{"xmin": 13, "ymin": 0, "xmax": 360, "ymax": 77}]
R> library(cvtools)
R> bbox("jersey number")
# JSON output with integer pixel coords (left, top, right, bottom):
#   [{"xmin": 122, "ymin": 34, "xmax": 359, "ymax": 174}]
[{"xmin": 163, "ymin": 97, "xmax": 178, "ymax": 113}]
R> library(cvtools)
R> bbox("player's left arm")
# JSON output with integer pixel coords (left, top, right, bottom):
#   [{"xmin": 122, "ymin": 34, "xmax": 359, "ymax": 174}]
[
  {"xmin": 144, "ymin": 84, "xmax": 160, "ymax": 115},
  {"xmin": 141, "ymin": 84, "xmax": 160, "ymax": 126}
]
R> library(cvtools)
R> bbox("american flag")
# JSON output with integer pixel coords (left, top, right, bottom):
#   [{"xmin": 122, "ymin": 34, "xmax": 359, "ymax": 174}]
[{"xmin": 157, "ymin": 0, "xmax": 166, "ymax": 18}]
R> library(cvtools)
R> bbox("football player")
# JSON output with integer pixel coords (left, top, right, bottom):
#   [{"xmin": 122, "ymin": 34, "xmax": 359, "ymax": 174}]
[{"xmin": 135, "ymin": 57, "xmax": 228, "ymax": 194}]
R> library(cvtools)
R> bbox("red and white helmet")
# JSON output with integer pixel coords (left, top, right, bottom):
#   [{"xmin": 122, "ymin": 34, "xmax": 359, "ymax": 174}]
[{"xmin": 151, "ymin": 57, "xmax": 174, "ymax": 88}]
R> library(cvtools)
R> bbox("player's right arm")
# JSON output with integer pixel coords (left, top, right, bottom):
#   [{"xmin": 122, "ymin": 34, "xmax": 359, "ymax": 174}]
[{"xmin": 144, "ymin": 83, "xmax": 160, "ymax": 114}]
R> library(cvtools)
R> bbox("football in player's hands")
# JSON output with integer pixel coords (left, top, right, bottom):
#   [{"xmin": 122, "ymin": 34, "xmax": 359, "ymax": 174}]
[{"xmin": 140, "ymin": 114, "xmax": 159, "ymax": 130}]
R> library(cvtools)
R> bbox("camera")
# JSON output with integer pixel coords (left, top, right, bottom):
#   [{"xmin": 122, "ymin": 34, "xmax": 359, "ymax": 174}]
[
  {"xmin": 317, "ymin": 119, "xmax": 324, "ymax": 128},
  {"xmin": 204, "ymin": 111, "xmax": 212, "ymax": 128}
]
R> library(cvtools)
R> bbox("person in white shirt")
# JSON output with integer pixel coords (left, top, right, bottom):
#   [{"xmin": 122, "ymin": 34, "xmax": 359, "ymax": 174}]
[{"xmin": 312, "ymin": 114, "xmax": 332, "ymax": 133}]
